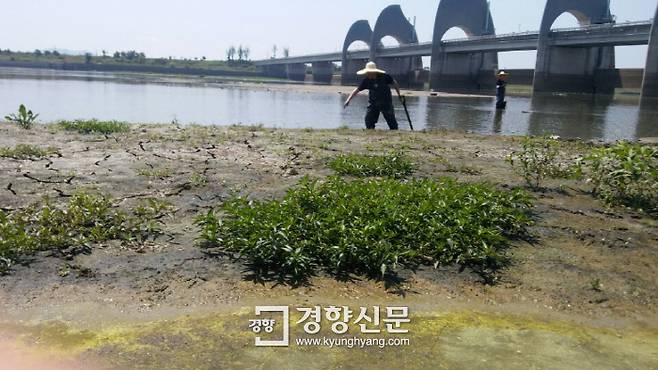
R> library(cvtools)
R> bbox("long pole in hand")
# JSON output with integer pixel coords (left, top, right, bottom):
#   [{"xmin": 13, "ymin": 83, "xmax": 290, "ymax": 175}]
[{"xmin": 400, "ymin": 96, "xmax": 414, "ymax": 131}]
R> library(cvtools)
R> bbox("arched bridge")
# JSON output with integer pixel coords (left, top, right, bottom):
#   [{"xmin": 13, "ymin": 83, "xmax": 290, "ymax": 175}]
[{"xmin": 256, "ymin": 0, "xmax": 658, "ymax": 98}]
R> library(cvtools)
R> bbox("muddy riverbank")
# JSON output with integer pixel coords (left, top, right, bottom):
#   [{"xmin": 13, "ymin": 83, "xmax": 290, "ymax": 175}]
[{"xmin": 0, "ymin": 124, "xmax": 656, "ymax": 369}]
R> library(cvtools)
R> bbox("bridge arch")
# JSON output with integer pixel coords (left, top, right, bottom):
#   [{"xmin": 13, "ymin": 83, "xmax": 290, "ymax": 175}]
[
  {"xmin": 430, "ymin": 0, "xmax": 497, "ymax": 93},
  {"xmin": 341, "ymin": 20, "xmax": 374, "ymax": 85},
  {"xmin": 538, "ymin": 0, "xmax": 612, "ymax": 35},
  {"xmin": 370, "ymin": 5, "xmax": 424, "ymax": 88},
  {"xmin": 641, "ymin": 3, "xmax": 658, "ymax": 98},
  {"xmin": 534, "ymin": 0, "xmax": 617, "ymax": 94}
]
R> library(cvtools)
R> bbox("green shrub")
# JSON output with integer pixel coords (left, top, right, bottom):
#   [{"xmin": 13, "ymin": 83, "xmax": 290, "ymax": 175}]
[
  {"xmin": 0, "ymin": 144, "xmax": 59, "ymax": 159},
  {"xmin": 4, "ymin": 104, "xmax": 39, "ymax": 129},
  {"xmin": 583, "ymin": 142, "xmax": 657, "ymax": 214},
  {"xmin": 138, "ymin": 167, "xmax": 173, "ymax": 178},
  {"xmin": 507, "ymin": 136, "xmax": 581, "ymax": 189},
  {"xmin": 0, "ymin": 193, "xmax": 168, "ymax": 274},
  {"xmin": 58, "ymin": 119, "xmax": 130, "ymax": 134},
  {"xmin": 197, "ymin": 176, "xmax": 533, "ymax": 282},
  {"xmin": 328, "ymin": 152, "xmax": 414, "ymax": 179}
]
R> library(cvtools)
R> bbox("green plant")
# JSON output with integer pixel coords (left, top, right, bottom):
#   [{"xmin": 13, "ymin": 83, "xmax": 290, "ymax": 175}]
[
  {"xmin": 328, "ymin": 152, "xmax": 414, "ymax": 179},
  {"xmin": 131, "ymin": 198, "xmax": 173, "ymax": 239},
  {"xmin": 0, "ymin": 193, "xmax": 167, "ymax": 274},
  {"xmin": 507, "ymin": 136, "xmax": 581, "ymax": 189},
  {"xmin": 590, "ymin": 278, "xmax": 603, "ymax": 292},
  {"xmin": 138, "ymin": 167, "xmax": 173, "ymax": 178},
  {"xmin": 189, "ymin": 172, "xmax": 208, "ymax": 187},
  {"xmin": 0, "ymin": 144, "xmax": 59, "ymax": 159},
  {"xmin": 197, "ymin": 176, "xmax": 532, "ymax": 283},
  {"xmin": 583, "ymin": 142, "xmax": 657, "ymax": 214},
  {"xmin": 58, "ymin": 119, "xmax": 130, "ymax": 134},
  {"xmin": 4, "ymin": 104, "xmax": 39, "ymax": 129}
]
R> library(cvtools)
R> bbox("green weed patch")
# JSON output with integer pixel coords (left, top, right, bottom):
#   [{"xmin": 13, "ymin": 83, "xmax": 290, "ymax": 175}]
[
  {"xmin": 0, "ymin": 194, "xmax": 169, "ymax": 274},
  {"xmin": 197, "ymin": 176, "xmax": 532, "ymax": 283},
  {"xmin": 0, "ymin": 144, "xmax": 59, "ymax": 159},
  {"xmin": 583, "ymin": 142, "xmax": 657, "ymax": 215},
  {"xmin": 507, "ymin": 136, "xmax": 581, "ymax": 189},
  {"xmin": 328, "ymin": 152, "xmax": 414, "ymax": 179},
  {"xmin": 58, "ymin": 119, "xmax": 130, "ymax": 134}
]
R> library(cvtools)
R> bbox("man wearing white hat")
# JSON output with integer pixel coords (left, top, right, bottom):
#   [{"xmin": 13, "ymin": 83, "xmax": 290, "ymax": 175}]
[
  {"xmin": 496, "ymin": 70, "xmax": 509, "ymax": 110},
  {"xmin": 343, "ymin": 61, "xmax": 403, "ymax": 130}
]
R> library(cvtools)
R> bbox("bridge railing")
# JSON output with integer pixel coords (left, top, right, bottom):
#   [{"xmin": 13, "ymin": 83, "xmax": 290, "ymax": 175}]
[
  {"xmin": 547, "ymin": 19, "xmax": 653, "ymax": 34},
  {"xmin": 441, "ymin": 19, "xmax": 652, "ymax": 44},
  {"xmin": 442, "ymin": 30, "xmax": 538, "ymax": 44}
]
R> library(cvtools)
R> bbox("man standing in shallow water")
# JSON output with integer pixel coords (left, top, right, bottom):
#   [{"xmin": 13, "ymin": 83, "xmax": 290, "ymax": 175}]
[{"xmin": 343, "ymin": 61, "xmax": 404, "ymax": 130}]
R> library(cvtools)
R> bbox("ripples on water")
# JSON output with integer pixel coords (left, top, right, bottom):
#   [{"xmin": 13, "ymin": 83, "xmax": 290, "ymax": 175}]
[{"xmin": 0, "ymin": 68, "xmax": 656, "ymax": 141}]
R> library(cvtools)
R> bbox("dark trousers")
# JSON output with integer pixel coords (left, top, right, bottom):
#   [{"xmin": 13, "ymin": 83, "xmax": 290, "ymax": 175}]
[{"xmin": 365, "ymin": 105, "xmax": 398, "ymax": 130}]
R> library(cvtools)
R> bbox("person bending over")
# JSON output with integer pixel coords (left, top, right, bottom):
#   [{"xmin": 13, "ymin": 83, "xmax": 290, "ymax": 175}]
[{"xmin": 343, "ymin": 61, "xmax": 403, "ymax": 130}]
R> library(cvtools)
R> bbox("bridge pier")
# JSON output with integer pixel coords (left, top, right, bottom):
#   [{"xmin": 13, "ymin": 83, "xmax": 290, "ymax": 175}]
[
  {"xmin": 285, "ymin": 63, "xmax": 307, "ymax": 82},
  {"xmin": 311, "ymin": 62, "xmax": 334, "ymax": 84},
  {"xmin": 370, "ymin": 5, "xmax": 424, "ymax": 89},
  {"xmin": 375, "ymin": 57, "xmax": 424, "ymax": 88},
  {"xmin": 534, "ymin": 0, "xmax": 618, "ymax": 95},
  {"xmin": 262, "ymin": 64, "xmax": 287, "ymax": 79},
  {"xmin": 342, "ymin": 58, "xmax": 370, "ymax": 85},
  {"xmin": 342, "ymin": 20, "xmax": 374, "ymax": 86},
  {"xmin": 641, "ymin": 4, "xmax": 658, "ymax": 98},
  {"xmin": 430, "ymin": 0, "xmax": 498, "ymax": 94}
]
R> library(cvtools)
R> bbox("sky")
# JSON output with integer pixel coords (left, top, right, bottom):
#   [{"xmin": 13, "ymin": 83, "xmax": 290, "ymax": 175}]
[{"xmin": 1, "ymin": 0, "xmax": 656, "ymax": 68}]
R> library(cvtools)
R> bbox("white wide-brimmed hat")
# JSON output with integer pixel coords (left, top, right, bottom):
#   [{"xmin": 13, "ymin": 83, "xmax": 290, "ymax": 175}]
[
  {"xmin": 497, "ymin": 70, "xmax": 510, "ymax": 76},
  {"xmin": 357, "ymin": 61, "xmax": 386, "ymax": 75}
]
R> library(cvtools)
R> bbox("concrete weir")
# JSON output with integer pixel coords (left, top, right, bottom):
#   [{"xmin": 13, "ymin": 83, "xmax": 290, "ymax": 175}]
[
  {"xmin": 370, "ymin": 5, "xmax": 424, "ymax": 88},
  {"xmin": 285, "ymin": 63, "xmax": 307, "ymax": 82},
  {"xmin": 641, "ymin": 4, "xmax": 658, "ymax": 98},
  {"xmin": 534, "ymin": 0, "xmax": 617, "ymax": 95},
  {"xmin": 342, "ymin": 20, "xmax": 375, "ymax": 85},
  {"xmin": 311, "ymin": 61, "xmax": 334, "ymax": 84},
  {"xmin": 430, "ymin": 0, "xmax": 498, "ymax": 94},
  {"xmin": 258, "ymin": 1, "xmax": 657, "ymax": 99}
]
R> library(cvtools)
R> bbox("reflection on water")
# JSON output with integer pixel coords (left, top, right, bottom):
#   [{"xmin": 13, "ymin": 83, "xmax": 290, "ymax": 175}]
[{"xmin": 0, "ymin": 68, "xmax": 656, "ymax": 141}]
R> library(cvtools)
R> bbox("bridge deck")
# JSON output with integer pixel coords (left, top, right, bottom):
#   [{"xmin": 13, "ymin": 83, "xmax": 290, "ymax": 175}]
[{"xmin": 255, "ymin": 21, "xmax": 653, "ymax": 66}]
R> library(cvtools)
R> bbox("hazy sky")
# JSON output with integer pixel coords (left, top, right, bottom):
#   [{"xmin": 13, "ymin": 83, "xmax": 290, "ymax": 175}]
[{"xmin": 1, "ymin": 0, "xmax": 656, "ymax": 68}]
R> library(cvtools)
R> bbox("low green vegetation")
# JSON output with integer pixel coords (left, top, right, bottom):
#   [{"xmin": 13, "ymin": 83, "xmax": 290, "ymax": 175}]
[
  {"xmin": 0, "ymin": 49, "xmax": 259, "ymax": 73},
  {"xmin": 189, "ymin": 172, "xmax": 208, "ymax": 187},
  {"xmin": 138, "ymin": 167, "xmax": 173, "ymax": 178},
  {"xmin": 4, "ymin": 104, "xmax": 39, "ymax": 129},
  {"xmin": 197, "ymin": 176, "xmax": 532, "ymax": 283},
  {"xmin": 58, "ymin": 119, "xmax": 130, "ymax": 134},
  {"xmin": 328, "ymin": 152, "xmax": 414, "ymax": 179},
  {"xmin": 0, "ymin": 194, "xmax": 169, "ymax": 274},
  {"xmin": 507, "ymin": 136, "xmax": 581, "ymax": 189},
  {"xmin": 0, "ymin": 144, "xmax": 59, "ymax": 159},
  {"xmin": 582, "ymin": 142, "xmax": 657, "ymax": 215}
]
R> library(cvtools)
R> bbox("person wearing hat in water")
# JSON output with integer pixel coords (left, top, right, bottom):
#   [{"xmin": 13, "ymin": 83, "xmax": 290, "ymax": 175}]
[
  {"xmin": 343, "ymin": 61, "xmax": 403, "ymax": 130},
  {"xmin": 496, "ymin": 70, "xmax": 509, "ymax": 110}
]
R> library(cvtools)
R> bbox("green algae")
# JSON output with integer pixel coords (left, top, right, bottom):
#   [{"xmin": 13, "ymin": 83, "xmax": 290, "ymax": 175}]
[{"xmin": 1, "ymin": 309, "xmax": 657, "ymax": 370}]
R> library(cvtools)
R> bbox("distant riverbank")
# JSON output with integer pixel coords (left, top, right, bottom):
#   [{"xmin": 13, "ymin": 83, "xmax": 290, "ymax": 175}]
[{"xmin": 0, "ymin": 59, "xmax": 264, "ymax": 79}]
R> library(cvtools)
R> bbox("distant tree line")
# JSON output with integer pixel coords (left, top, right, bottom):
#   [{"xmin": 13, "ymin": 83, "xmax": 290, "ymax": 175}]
[
  {"xmin": 0, "ymin": 47, "xmax": 256, "ymax": 70},
  {"xmin": 112, "ymin": 50, "xmax": 147, "ymax": 63},
  {"xmin": 226, "ymin": 45, "xmax": 252, "ymax": 63},
  {"xmin": 269, "ymin": 45, "xmax": 290, "ymax": 59},
  {"xmin": 0, "ymin": 49, "xmax": 62, "ymax": 57}
]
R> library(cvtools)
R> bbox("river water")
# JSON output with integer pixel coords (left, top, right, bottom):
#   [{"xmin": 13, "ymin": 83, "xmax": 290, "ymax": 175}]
[{"xmin": 1, "ymin": 67, "xmax": 656, "ymax": 141}]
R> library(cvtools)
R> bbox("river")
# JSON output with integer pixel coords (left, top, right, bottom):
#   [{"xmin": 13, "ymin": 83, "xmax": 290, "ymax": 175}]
[{"xmin": 1, "ymin": 67, "xmax": 656, "ymax": 141}]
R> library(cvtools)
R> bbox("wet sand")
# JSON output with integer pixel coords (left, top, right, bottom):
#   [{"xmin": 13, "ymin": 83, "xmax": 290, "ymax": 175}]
[{"xmin": 0, "ymin": 124, "xmax": 656, "ymax": 369}]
